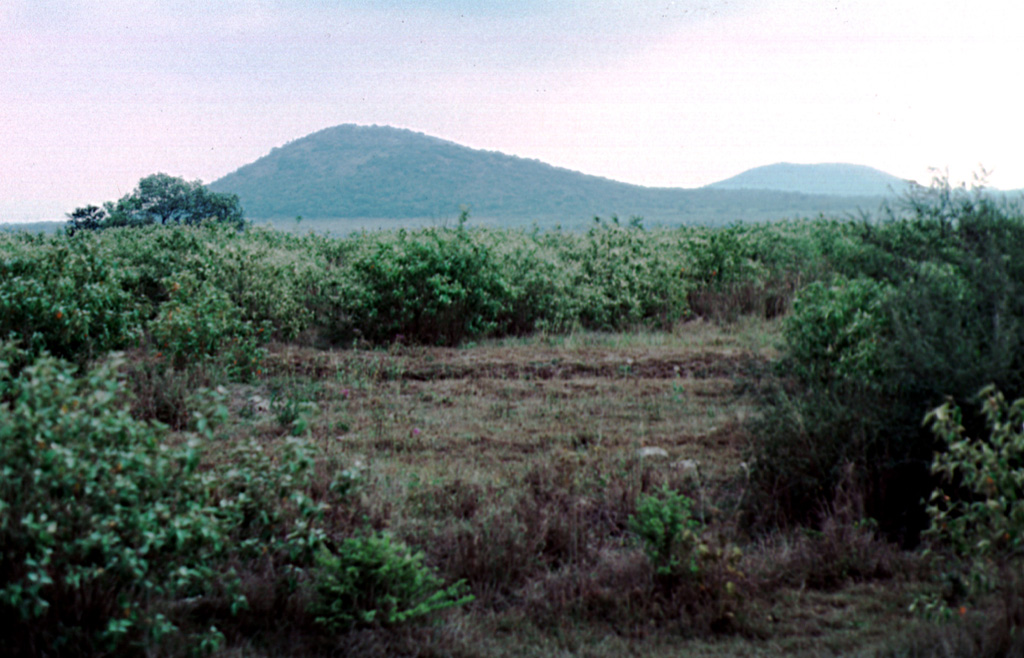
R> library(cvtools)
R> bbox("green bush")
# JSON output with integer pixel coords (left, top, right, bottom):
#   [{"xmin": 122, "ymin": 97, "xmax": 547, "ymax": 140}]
[
  {"xmin": 111, "ymin": 224, "xmax": 321, "ymax": 340},
  {"xmin": 0, "ymin": 348, "xmax": 236, "ymax": 653},
  {"xmin": 0, "ymin": 345, "xmax": 332, "ymax": 654},
  {"xmin": 562, "ymin": 220, "xmax": 691, "ymax": 330},
  {"xmin": 912, "ymin": 388, "xmax": 1024, "ymax": 636},
  {"xmin": 926, "ymin": 388, "xmax": 1024, "ymax": 565},
  {"xmin": 311, "ymin": 534, "xmax": 472, "ymax": 630},
  {"xmin": 629, "ymin": 485, "xmax": 702, "ymax": 577},
  {"xmin": 782, "ymin": 276, "xmax": 892, "ymax": 387},
  {"xmin": 0, "ymin": 233, "xmax": 144, "ymax": 363},
  {"xmin": 748, "ymin": 183, "xmax": 1024, "ymax": 540},
  {"xmin": 6, "ymin": 215, "xmax": 842, "ymax": 354},
  {"xmin": 334, "ymin": 223, "xmax": 510, "ymax": 345},
  {"xmin": 627, "ymin": 485, "xmax": 746, "ymax": 631},
  {"xmin": 489, "ymin": 229, "xmax": 575, "ymax": 334},
  {"xmin": 148, "ymin": 273, "xmax": 268, "ymax": 378},
  {"xmin": 0, "ymin": 341, "xmax": 473, "ymax": 654}
]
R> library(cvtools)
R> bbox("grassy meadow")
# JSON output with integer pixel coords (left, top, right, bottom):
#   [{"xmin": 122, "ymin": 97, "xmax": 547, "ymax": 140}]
[{"xmin": 4, "ymin": 184, "xmax": 1024, "ymax": 656}]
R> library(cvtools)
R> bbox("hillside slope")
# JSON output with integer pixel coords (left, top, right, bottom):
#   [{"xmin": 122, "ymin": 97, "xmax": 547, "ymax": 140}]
[{"xmin": 209, "ymin": 125, "xmax": 889, "ymax": 226}]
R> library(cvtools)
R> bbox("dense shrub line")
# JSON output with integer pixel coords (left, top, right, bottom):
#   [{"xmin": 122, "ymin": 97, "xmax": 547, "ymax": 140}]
[{"xmin": 0, "ymin": 216, "xmax": 834, "ymax": 358}]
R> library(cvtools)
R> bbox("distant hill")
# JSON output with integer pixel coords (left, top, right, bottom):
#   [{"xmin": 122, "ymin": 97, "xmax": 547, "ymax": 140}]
[
  {"xmin": 209, "ymin": 125, "xmax": 895, "ymax": 228},
  {"xmin": 706, "ymin": 162, "xmax": 911, "ymax": 197},
  {"xmin": 0, "ymin": 221, "xmax": 63, "ymax": 234}
]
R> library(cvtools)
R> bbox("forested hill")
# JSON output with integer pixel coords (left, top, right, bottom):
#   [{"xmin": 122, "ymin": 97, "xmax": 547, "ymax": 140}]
[{"xmin": 208, "ymin": 124, "xmax": 893, "ymax": 227}]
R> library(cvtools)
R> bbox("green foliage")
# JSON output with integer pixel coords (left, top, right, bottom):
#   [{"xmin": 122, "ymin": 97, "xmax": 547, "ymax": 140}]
[
  {"xmin": 148, "ymin": 273, "xmax": 268, "ymax": 378},
  {"xmin": 748, "ymin": 180, "xmax": 1024, "ymax": 539},
  {"xmin": 69, "ymin": 173, "xmax": 244, "ymax": 233},
  {"xmin": 562, "ymin": 220, "xmax": 691, "ymax": 330},
  {"xmin": 112, "ymin": 223, "xmax": 319, "ymax": 340},
  {"xmin": 0, "ymin": 232, "xmax": 144, "ymax": 362},
  {"xmin": 0, "ymin": 223, "xmax": 323, "ymax": 373},
  {"xmin": 925, "ymin": 388, "xmax": 1024, "ymax": 562},
  {"xmin": 6, "ymin": 214, "xmax": 851, "ymax": 359},
  {"xmin": 911, "ymin": 388, "xmax": 1024, "ymax": 631},
  {"xmin": 336, "ymin": 224, "xmax": 510, "ymax": 345},
  {"xmin": 782, "ymin": 276, "xmax": 892, "ymax": 387},
  {"xmin": 486, "ymin": 229, "xmax": 575, "ymax": 334},
  {"xmin": 0, "ymin": 348, "xmax": 225, "ymax": 653},
  {"xmin": 0, "ymin": 345, "xmax": 339, "ymax": 655},
  {"xmin": 627, "ymin": 485, "xmax": 746, "ymax": 631},
  {"xmin": 311, "ymin": 534, "xmax": 473, "ymax": 630},
  {"xmin": 269, "ymin": 385, "xmax": 318, "ymax": 436},
  {"xmin": 324, "ymin": 220, "xmax": 734, "ymax": 344},
  {"xmin": 629, "ymin": 485, "xmax": 702, "ymax": 577}
]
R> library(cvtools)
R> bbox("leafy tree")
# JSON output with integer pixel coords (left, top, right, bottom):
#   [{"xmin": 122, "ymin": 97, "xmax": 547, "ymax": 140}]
[
  {"xmin": 64, "ymin": 204, "xmax": 107, "ymax": 235},
  {"xmin": 67, "ymin": 174, "xmax": 245, "ymax": 232}
]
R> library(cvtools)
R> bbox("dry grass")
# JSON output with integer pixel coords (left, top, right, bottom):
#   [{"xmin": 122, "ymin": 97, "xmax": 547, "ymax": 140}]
[{"xmin": 139, "ymin": 318, "xmax": 966, "ymax": 656}]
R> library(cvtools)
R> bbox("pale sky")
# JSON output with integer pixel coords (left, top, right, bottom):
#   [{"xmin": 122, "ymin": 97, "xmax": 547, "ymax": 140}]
[{"xmin": 3, "ymin": 0, "xmax": 1022, "ymax": 221}]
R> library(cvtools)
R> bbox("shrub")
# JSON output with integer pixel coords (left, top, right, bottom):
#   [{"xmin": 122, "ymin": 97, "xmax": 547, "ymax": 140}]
[
  {"xmin": 9, "ymin": 214, "xmax": 834, "ymax": 354},
  {"xmin": 907, "ymin": 389, "xmax": 1024, "ymax": 650},
  {"xmin": 0, "ymin": 234, "xmax": 144, "ymax": 363},
  {"xmin": 628, "ymin": 485, "xmax": 746, "ymax": 632},
  {"xmin": 782, "ymin": 276, "xmax": 892, "ymax": 387},
  {"xmin": 490, "ymin": 230, "xmax": 575, "ymax": 334},
  {"xmin": 311, "ymin": 534, "xmax": 472, "ymax": 630},
  {"xmin": 747, "ymin": 183, "xmax": 1024, "ymax": 541},
  {"xmin": 747, "ymin": 276, "xmax": 897, "ymax": 529},
  {"xmin": 629, "ymin": 485, "xmax": 702, "ymax": 577},
  {"xmin": 562, "ymin": 220, "xmax": 690, "ymax": 330},
  {"xmin": 0, "ymin": 346, "xmax": 323, "ymax": 654},
  {"xmin": 925, "ymin": 388, "xmax": 1024, "ymax": 577},
  {"xmin": 0, "ymin": 348, "xmax": 244, "ymax": 654},
  {"xmin": 0, "ymin": 342, "xmax": 471, "ymax": 654},
  {"xmin": 148, "ymin": 273, "xmax": 268, "ymax": 378},
  {"xmin": 110, "ymin": 224, "xmax": 320, "ymax": 340},
  {"xmin": 334, "ymin": 222, "xmax": 510, "ymax": 345}
]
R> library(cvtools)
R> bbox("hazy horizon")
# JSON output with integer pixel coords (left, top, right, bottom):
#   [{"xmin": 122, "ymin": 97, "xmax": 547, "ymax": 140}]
[{"xmin": 3, "ymin": 0, "xmax": 1020, "ymax": 221}]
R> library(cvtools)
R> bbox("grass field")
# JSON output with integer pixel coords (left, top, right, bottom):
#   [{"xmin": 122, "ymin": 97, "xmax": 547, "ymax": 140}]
[{"xmin": 182, "ymin": 318, "xmax": 938, "ymax": 657}]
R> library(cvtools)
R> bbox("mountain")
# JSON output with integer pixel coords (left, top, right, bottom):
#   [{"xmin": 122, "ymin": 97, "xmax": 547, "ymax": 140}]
[
  {"xmin": 706, "ymin": 162, "xmax": 910, "ymax": 197},
  {"xmin": 209, "ymin": 125, "xmax": 894, "ymax": 228}
]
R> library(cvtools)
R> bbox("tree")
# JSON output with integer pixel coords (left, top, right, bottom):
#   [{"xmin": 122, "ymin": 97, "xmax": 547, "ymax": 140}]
[
  {"xmin": 67, "ymin": 174, "xmax": 245, "ymax": 232},
  {"xmin": 64, "ymin": 204, "xmax": 107, "ymax": 235}
]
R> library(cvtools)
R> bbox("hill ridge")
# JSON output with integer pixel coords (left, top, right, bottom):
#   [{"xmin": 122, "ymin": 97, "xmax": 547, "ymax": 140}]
[{"xmin": 209, "ymin": 124, "xmax": 897, "ymax": 227}]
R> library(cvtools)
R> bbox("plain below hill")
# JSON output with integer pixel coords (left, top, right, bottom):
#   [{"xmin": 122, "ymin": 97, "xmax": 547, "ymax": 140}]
[{"xmin": 209, "ymin": 124, "xmax": 900, "ymax": 228}]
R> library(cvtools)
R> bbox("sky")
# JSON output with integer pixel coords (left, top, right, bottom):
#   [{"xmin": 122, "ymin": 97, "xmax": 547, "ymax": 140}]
[{"xmin": 3, "ymin": 0, "xmax": 1022, "ymax": 221}]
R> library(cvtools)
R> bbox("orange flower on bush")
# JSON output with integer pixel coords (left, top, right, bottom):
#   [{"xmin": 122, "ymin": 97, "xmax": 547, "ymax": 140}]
[{"xmin": 55, "ymin": 310, "xmax": 63, "ymax": 320}]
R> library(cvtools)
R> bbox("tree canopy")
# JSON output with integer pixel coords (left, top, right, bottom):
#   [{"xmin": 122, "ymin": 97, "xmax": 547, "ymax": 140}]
[{"xmin": 67, "ymin": 173, "xmax": 244, "ymax": 234}]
